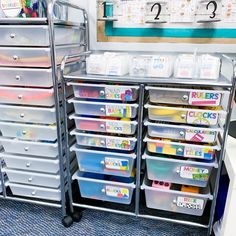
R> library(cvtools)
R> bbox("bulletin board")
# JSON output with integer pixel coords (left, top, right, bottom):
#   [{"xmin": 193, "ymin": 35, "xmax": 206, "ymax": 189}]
[{"xmin": 97, "ymin": 0, "xmax": 236, "ymax": 44}]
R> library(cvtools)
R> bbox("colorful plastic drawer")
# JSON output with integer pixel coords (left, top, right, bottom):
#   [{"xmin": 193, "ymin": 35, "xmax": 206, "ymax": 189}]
[
  {"xmin": 145, "ymin": 104, "xmax": 225, "ymax": 126},
  {"xmin": 71, "ymin": 130, "xmax": 137, "ymax": 151},
  {"xmin": 3, "ymin": 168, "xmax": 62, "ymax": 188},
  {"xmin": 0, "ymin": 153, "xmax": 60, "ymax": 174},
  {"xmin": 0, "ymin": 45, "xmax": 81, "ymax": 68},
  {"xmin": 68, "ymin": 82, "xmax": 139, "ymax": 101},
  {"xmin": 73, "ymin": 171, "xmax": 135, "ymax": 205},
  {"xmin": 141, "ymin": 177, "xmax": 213, "ymax": 216},
  {"xmin": 144, "ymin": 137, "xmax": 220, "ymax": 160},
  {"xmin": 146, "ymin": 87, "xmax": 227, "ymax": 107},
  {"xmin": 70, "ymin": 114, "xmax": 137, "ymax": 135},
  {"xmin": 68, "ymin": 99, "xmax": 138, "ymax": 118},
  {"xmin": 0, "ymin": 122, "xmax": 58, "ymax": 141},
  {"xmin": 0, "ymin": 138, "xmax": 59, "ymax": 158},
  {"xmin": 143, "ymin": 152, "xmax": 218, "ymax": 187},
  {"xmin": 71, "ymin": 145, "xmax": 136, "ymax": 177},
  {"xmin": 0, "ymin": 25, "xmax": 81, "ymax": 46},
  {"xmin": 8, "ymin": 183, "xmax": 62, "ymax": 201},
  {"xmin": 145, "ymin": 120, "xmax": 221, "ymax": 143}
]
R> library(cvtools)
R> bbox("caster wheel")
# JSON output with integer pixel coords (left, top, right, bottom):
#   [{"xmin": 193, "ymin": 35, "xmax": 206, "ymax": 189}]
[
  {"xmin": 62, "ymin": 215, "xmax": 73, "ymax": 228},
  {"xmin": 72, "ymin": 211, "xmax": 83, "ymax": 222}
]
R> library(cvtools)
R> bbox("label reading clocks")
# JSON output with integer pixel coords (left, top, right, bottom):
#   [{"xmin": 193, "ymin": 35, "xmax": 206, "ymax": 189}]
[{"xmin": 1, "ymin": 0, "xmax": 22, "ymax": 17}]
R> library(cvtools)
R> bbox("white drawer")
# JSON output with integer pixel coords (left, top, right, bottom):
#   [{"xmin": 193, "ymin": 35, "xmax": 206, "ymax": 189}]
[
  {"xmin": 0, "ymin": 122, "xmax": 57, "ymax": 141},
  {"xmin": 4, "ymin": 169, "xmax": 61, "ymax": 188},
  {"xmin": 0, "ymin": 138, "xmax": 58, "ymax": 158},
  {"xmin": 8, "ymin": 183, "xmax": 62, "ymax": 201},
  {"xmin": 0, "ymin": 45, "xmax": 81, "ymax": 68},
  {"xmin": 0, "ymin": 153, "xmax": 59, "ymax": 174},
  {"xmin": 0, "ymin": 25, "xmax": 81, "ymax": 46}
]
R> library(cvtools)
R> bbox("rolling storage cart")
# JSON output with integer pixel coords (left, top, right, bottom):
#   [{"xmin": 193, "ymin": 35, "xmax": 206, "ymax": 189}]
[
  {"xmin": 61, "ymin": 48, "xmax": 236, "ymax": 235},
  {"xmin": 0, "ymin": 0, "xmax": 88, "ymax": 227}
]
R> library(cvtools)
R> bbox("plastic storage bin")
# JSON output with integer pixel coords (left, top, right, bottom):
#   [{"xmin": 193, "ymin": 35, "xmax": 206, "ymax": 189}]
[
  {"xmin": 145, "ymin": 120, "xmax": 221, "ymax": 143},
  {"xmin": 69, "ymin": 99, "xmax": 138, "ymax": 118},
  {"xmin": 73, "ymin": 171, "xmax": 135, "ymax": 204},
  {"xmin": 71, "ymin": 130, "xmax": 137, "ymax": 151},
  {"xmin": 145, "ymin": 104, "xmax": 225, "ymax": 126},
  {"xmin": 71, "ymin": 145, "xmax": 136, "ymax": 177},
  {"xmin": 143, "ymin": 152, "xmax": 218, "ymax": 187},
  {"xmin": 144, "ymin": 136, "xmax": 220, "ymax": 160},
  {"xmin": 69, "ymin": 83, "xmax": 139, "ymax": 102},
  {"xmin": 146, "ymin": 87, "xmax": 226, "ymax": 107},
  {"xmin": 141, "ymin": 177, "xmax": 213, "ymax": 216},
  {"xmin": 70, "ymin": 114, "xmax": 137, "ymax": 135}
]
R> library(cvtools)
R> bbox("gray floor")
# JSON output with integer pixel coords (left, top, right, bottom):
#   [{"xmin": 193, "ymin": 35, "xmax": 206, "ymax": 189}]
[{"xmin": 0, "ymin": 199, "xmax": 207, "ymax": 236}]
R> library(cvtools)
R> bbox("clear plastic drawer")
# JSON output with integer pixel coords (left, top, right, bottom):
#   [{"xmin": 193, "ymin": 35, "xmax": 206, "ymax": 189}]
[
  {"xmin": 69, "ymin": 99, "xmax": 138, "ymax": 118},
  {"xmin": 141, "ymin": 177, "xmax": 213, "ymax": 216},
  {"xmin": 143, "ymin": 152, "xmax": 218, "ymax": 187},
  {"xmin": 71, "ymin": 145, "xmax": 136, "ymax": 177},
  {"xmin": 145, "ymin": 120, "xmax": 221, "ymax": 143},
  {"xmin": 145, "ymin": 136, "xmax": 220, "ymax": 160},
  {"xmin": 70, "ymin": 114, "xmax": 137, "ymax": 135},
  {"xmin": 145, "ymin": 104, "xmax": 225, "ymax": 126},
  {"xmin": 73, "ymin": 171, "xmax": 135, "ymax": 205},
  {"xmin": 71, "ymin": 130, "xmax": 137, "ymax": 151},
  {"xmin": 69, "ymin": 82, "xmax": 139, "ymax": 102},
  {"xmin": 147, "ymin": 87, "xmax": 227, "ymax": 107}
]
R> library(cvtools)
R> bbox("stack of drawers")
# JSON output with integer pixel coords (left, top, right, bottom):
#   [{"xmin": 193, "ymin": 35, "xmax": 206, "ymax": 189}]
[
  {"xmin": 70, "ymin": 83, "xmax": 138, "ymax": 205},
  {"xmin": 0, "ymin": 23, "xmax": 81, "ymax": 201},
  {"xmin": 142, "ymin": 86, "xmax": 228, "ymax": 216}
]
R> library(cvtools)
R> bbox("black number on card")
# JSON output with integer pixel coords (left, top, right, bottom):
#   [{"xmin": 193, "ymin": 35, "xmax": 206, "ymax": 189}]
[
  {"xmin": 206, "ymin": 1, "xmax": 217, "ymax": 19},
  {"xmin": 102, "ymin": 2, "xmax": 107, "ymax": 18},
  {"xmin": 151, "ymin": 3, "xmax": 162, "ymax": 20}
]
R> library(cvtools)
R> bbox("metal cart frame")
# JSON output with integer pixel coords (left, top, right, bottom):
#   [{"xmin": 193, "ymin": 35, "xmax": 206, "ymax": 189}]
[{"xmin": 0, "ymin": 0, "xmax": 89, "ymax": 227}]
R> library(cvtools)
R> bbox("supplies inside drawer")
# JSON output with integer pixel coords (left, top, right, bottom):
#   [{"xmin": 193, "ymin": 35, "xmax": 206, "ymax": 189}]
[
  {"xmin": 145, "ymin": 104, "xmax": 225, "ymax": 126},
  {"xmin": 146, "ymin": 86, "xmax": 227, "ymax": 107},
  {"xmin": 72, "ymin": 171, "xmax": 135, "ymax": 204},
  {"xmin": 70, "ymin": 114, "xmax": 137, "ymax": 135},
  {"xmin": 71, "ymin": 130, "xmax": 137, "ymax": 151},
  {"xmin": 141, "ymin": 176, "xmax": 213, "ymax": 216},
  {"xmin": 143, "ymin": 151, "xmax": 218, "ymax": 187},
  {"xmin": 145, "ymin": 120, "xmax": 221, "ymax": 143},
  {"xmin": 144, "ymin": 136, "xmax": 220, "ymax": 160},
  {"xmin": 69, "ymin": 99, "xmax": 138, "ymax": 119},
  {"xmin": 68, "ymin": 82, "xmax": 139, "ymax": 102},
  {"xmin": 71, "ymin": 145, "xmax": 136, "ymax": 177}
]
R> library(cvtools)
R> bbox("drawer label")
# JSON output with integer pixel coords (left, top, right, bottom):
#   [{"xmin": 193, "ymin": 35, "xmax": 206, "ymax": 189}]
[
  {"xmin": 180, "ymin": 166, "xmax": 209, "ymax": 181},
  {"xmin": 1, "ymin": 0, "xmax": 22, "ymax": 17},
  {"xmin": 189, "ymin": 91, "xmax": 221, "ymax": 106},
  {"xmin": 187, "ymin": 111, "xmax": 218, "ymax": 126},
  {"xmin": 106, "ymin": 139, "xmax": 131, "ymax": 150},
  {"xmin": 177, "ymin": 197, "xmax": 204, "ymax": 210},
  {"xmin": 185, "ymin": 129, "xmax": 216, "ymax": 143},
  {"xmin": 184, "ymin": 146, "xmax": 214, "ymax": 160},
  {"xmin": 105, "ymin": 157, "xmax": 129, "ymax": 171},
  {"xmin": 105, "ymin": 186, "xmax": 129, "ymax": 199},
  {"xmin": 106, "ymin": 121, "xmax": 131, "ymax": 134},
  {"xmin": 105, "ymin": 87, "xmax": 133, "ymax": 101},
  {"xmin": 106, "ymin": 105, "xmax": 132, "ymax": 118}
]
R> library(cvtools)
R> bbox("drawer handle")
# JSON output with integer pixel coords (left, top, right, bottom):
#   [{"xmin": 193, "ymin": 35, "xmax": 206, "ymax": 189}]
[
  {"xmin": 100, "ymin": 140, "xmax": 105, "ymax": 146},
  {"xmin": 177, "ymin": 148, "xmax": 184, "ymax": 153},
  {"xmin": 24, "ymin": 147, "xmax": 29, "ymax": 151},
  {"xmin": 176, "ymin": 168, "xmax": 180, "ymax": 174},
  {"xmin": 18, "ymin": 95, "xmax": 23, "ymax": 100},
  {"xmin": 99, "ymin": 90, "xmax": 105, "ymax": 97},
  {"xmin": 15, "ymin": 75, "xmax": 21, "ymax": 81},
  {"xmin": 10, "ymin": 33, "xmax": 16, "ymax": 39},
  {"xmin": 31, "ymin": 191, "xmax": 36, "ymax": 196},
  {"xmin": 26, "ymin": 162, "xmax": 31, "ymax": 168},
  {"xmin": 100, "ymin": 124, "xmax": 105, "ymax": 129},
  {"xmin": 100, "ymin": 108, "xmax": 105, "ymax": 113},
  {"xmin": 100, "ymin": 160, "xmax": 105, "ymax": 165},
  {"xmin": 179, "ymin": 131, "xmax": 185, "ymax": 137},
  {"xmin": 28, "ymin": 177, "xmax": 33, "ymax": 183},
  {"xmin": 22, "ymin": 130, "xmax": 27, "ymax": 135},
  {"xmin": 182, "ymin": 95, "xmax": 189, "ymax": 101},
  {"xmin": 173, "ymin": 199, "xmax": 177, "ymax": 204},
  {"xmin": 13, "ymin": 55, "xmax": 19, "ymax": 61},
  {"xmin": 20, "ymin": 113, "xmax": 25, "ymax": 118},
  {"xmin": 101, "ymin": 188, "xmax": 106, "ymax": 193},
  {"xmin": 181, "ymin": 114, "xmax": 186, "ymax": 120}
]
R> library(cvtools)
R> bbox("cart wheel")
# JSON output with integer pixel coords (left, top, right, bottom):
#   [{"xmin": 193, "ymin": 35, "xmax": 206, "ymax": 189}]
[
  {"xmin": 62, "ymin": 215, "xmax": 73, "ymax": 228},
  {"xmin": 72, "ymin": 211, "xmax": 83, "ymax": 222}
]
